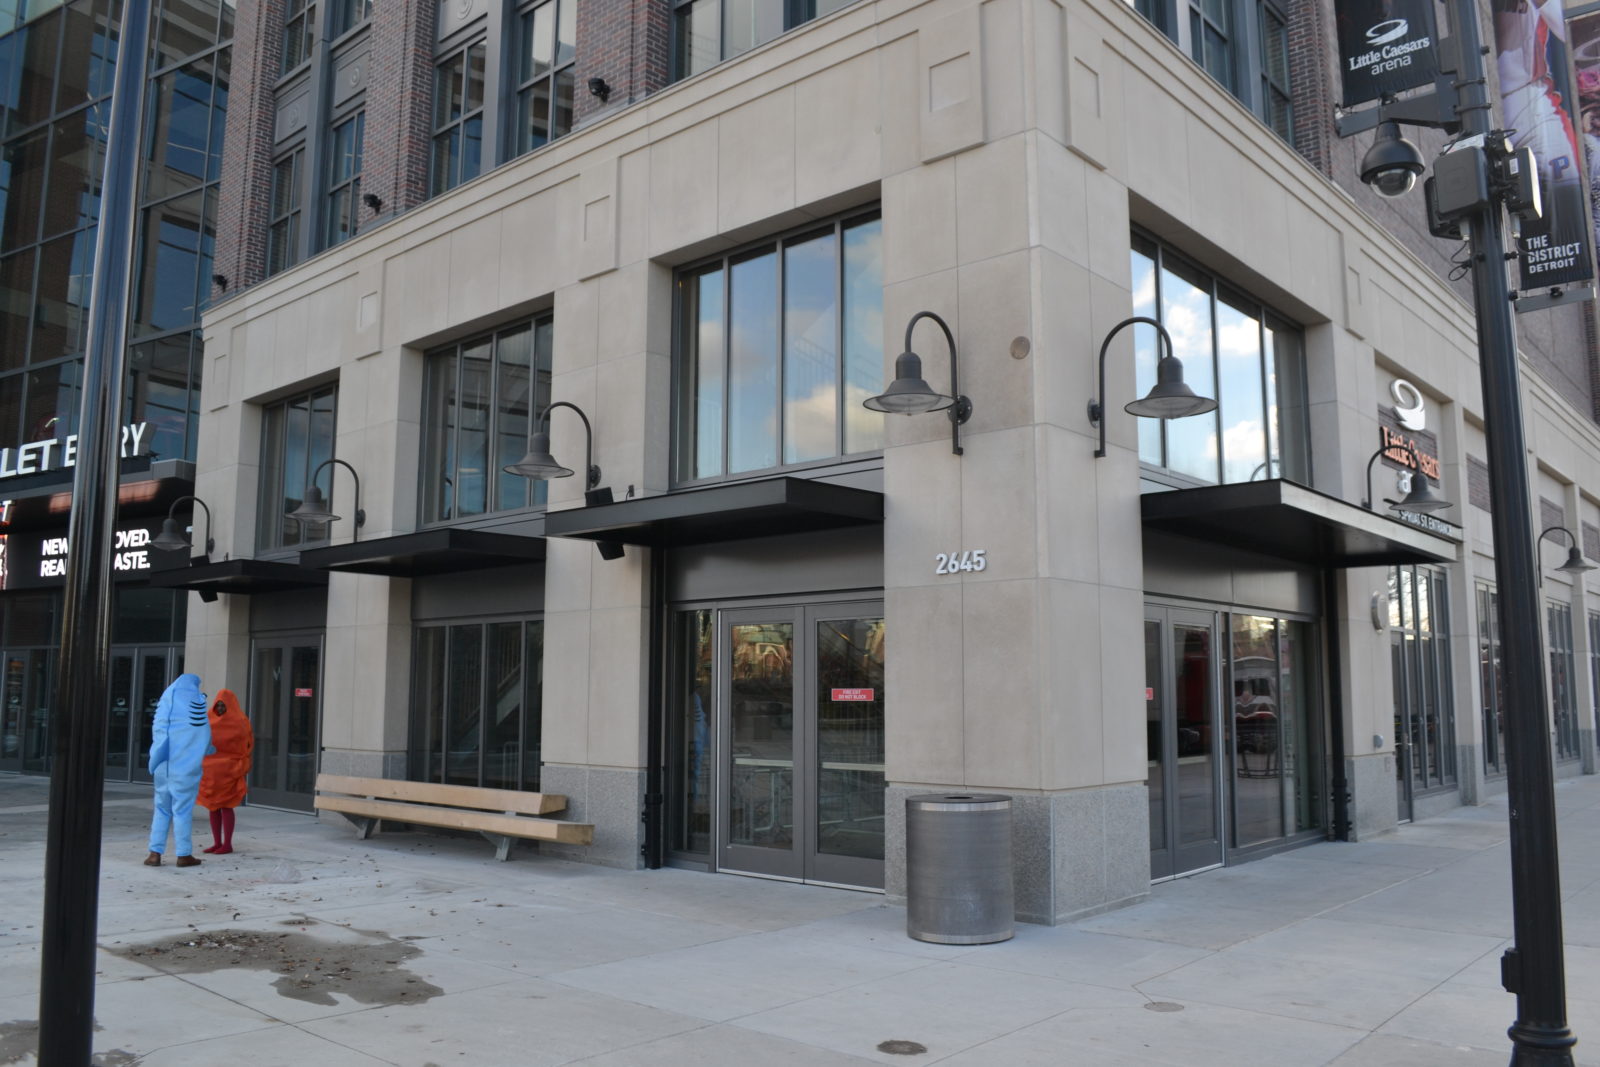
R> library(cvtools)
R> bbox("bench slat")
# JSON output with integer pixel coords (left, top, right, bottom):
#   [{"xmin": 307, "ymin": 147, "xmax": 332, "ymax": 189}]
[
  {"xmin": 314, "ymin": 794, "xmax": 594, "ymax": 845},
  {"xmin": 314, "ymin": 774, "xmax": 566, "ymax": 815}
]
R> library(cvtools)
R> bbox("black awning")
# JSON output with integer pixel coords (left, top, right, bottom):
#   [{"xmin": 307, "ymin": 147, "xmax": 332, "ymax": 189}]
[
  {"xmin": 297, "ymin": 527, "xmax": 546, "ymax": 576},
  {"xmin": 544, "ymin": 477, "xmax": 883, "ymax": 547},
  {"xmin": 1140, "ymin": 479, "xmax": 1459, "ymax": 568},
  {"xmin": 145, "ymin": 558, "xmax": 330, "ymax": 595}
]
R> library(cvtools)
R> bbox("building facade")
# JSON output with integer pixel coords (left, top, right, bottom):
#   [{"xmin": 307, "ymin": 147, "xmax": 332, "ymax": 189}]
[
  {"xmin": 13, "ymin": 0, "xmax": 1600, "ymax": 922},
  {"xmin": 0, "ymin": 0, "xmax": 230, "ymax": 780}
]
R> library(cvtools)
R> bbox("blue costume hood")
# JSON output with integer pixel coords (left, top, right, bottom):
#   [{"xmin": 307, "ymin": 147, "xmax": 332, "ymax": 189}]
[{"xmin": 148, "ymin": 673, "xmax": 211, "ymax": 786}]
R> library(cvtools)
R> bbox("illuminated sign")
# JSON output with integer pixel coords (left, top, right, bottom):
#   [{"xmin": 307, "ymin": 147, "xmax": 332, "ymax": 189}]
[
  {"xmin": 2, "ymin": 517, "xmax": 182, "ymax": 590},
  {"xmin": 0, "ymin": 423, "xmax": 149, "ymax": 482}
]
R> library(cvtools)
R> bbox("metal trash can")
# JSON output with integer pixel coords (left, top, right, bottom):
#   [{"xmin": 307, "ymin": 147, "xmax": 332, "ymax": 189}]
[{"xmin": 905, "ymin": 793, "xmax": 1013, "ymax": 944}]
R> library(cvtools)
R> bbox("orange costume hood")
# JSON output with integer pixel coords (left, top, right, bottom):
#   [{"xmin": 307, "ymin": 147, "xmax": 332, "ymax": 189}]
[{"xmin": 198, "ymin": 688, "xmax": 254, "ymax": 810}]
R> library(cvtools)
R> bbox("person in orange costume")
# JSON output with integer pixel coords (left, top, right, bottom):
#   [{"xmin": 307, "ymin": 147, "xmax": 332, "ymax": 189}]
[{"xmin": 198, "ymin": 689, "xmax": 253, "ymax": 854}]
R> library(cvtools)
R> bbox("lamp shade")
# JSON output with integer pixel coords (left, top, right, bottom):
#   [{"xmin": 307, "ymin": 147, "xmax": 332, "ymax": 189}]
[
  {"xmin": 288, "ymin": 483, "xmax": 340, "ymax": 524},
  {"xmin": 1392, "ymin": 473, "xmax": 1451, "ymax": 513},
  {"xmin": 504, "ymin": 431, "xmax": 574, "ymax": 480},
  {"xmin": 151, "ymin": 517, "xmax": 190, "ymax": 553},
  {"xmin": 863, "ymin": 351, "xmax": 955, "ymax": 414},
  {"xmin": 1557, "ymin": 545, "xmax": 1598, "ymax": 575},
  {"xmin": 1123, "ymin": 355, "xmax": 1219, "ymax": 419}
]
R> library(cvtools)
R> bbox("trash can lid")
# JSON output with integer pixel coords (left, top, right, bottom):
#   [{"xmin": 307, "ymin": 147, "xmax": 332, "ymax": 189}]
[{"xmin": 906, "ymin": 793, "xmax": 1011, "ymax": 812}]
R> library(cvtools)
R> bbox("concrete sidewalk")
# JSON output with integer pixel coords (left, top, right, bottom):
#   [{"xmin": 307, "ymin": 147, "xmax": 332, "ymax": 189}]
[{"xmin": 0, "ymin": 774, "xmax": 1597, "ymax": 1066}]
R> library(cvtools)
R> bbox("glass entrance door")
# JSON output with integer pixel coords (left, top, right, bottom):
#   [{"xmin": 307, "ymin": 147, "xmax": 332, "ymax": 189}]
[
  {"xmin": 716, "ymin": 603, "xmax": 885, "ymax": 888},
  {"xmin": 249, "ymin": 636, "xmax": 322, "ymax": 811},
  {"xmin": 0, "ymin": 650, "xmax": 56, "ymax": 774},
  {"xmin": 1146, "ymin": 606, "xmax": 1224, "ymax": 879},
  {"xmin": 106, "ymin": 647, "xmax": 181, "ymax": 782}
]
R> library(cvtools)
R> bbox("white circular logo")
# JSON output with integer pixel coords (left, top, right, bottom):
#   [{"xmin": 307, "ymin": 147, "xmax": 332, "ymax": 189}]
[
  {"xmin": 1391, "ymin": 379, "xmax": 1426, "ymax": 431},
  {"xmin": 1366, "ymin": 18, "xmax": 1410, "ymax": 46}
]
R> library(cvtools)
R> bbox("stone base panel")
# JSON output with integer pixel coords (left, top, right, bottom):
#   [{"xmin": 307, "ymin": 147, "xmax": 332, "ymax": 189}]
[{"xmin": 536, "ymin": 763, "xmax": 646, "ymax": 870}]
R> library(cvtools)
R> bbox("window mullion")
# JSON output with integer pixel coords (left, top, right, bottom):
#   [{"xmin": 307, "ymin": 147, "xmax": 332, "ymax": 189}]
[
  {"xmin": 834, "ymin": 219, "xmax": 845, "ymax": 458},
  {"xmin": 776, "ymin": 240, "xmax": 786, "ymax": 468},
  {"xmin": 720, "ymin": 261, "xmax": 731, "ymax": 478}
]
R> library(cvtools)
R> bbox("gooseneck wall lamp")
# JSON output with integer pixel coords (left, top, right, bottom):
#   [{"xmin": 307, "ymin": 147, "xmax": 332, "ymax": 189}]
[
  {"xmin": 288, "ymin": 457, "xmax": 366, "ymax": 538},
  {"xmin": 1539, "ymin": 527, "xmax": 1597, "ymax": 581},
  {"xmin": 152, "ymin": 495, "xmax": 215, "ymax": 557},
  {"xmin": 1362, "ymin": 443, "xmax": 1452, "ymax": 513},
  {"xmin": 1088, "ymin": 316, "xmax": 1217, "ymax": 458},
  {"xmin": 863, "ymin": 311, "xmax": 972, "ymax": 455},
  {"xmin": 504, "ymin": 401, "xmax": 624, "ymax": 560}
]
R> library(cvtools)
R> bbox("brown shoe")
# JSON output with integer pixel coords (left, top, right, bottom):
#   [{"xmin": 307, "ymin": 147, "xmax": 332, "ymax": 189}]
[
  {"xmin": 143, "ymin": 851, "xmax": 161, "ymax": 867},
  {"xmin": 175, "ymin": 855, "xmax": 201, "ymax": 868}
]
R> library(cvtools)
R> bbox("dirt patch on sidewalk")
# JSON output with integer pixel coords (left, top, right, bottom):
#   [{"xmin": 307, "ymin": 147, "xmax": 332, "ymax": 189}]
[{"xmin": 108, "ymin": 926, "xmax": 444, "ymax": 1007}]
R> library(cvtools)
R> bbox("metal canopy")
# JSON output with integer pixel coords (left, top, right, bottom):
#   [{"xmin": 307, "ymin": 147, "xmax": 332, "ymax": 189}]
[
  {"xmin": 144, "ymin": 558, "xmax": 330, "ymax": 595},
  {"xmin": 543, "ymin": 476, "xmax": 884, "ymax": 547},
  {"xmin": 1139, "ymin": 479, "xmax": 1459, "ymax": 568},
  {"xmin": 297, "ymin": 527, "xmax": 546, "ymax": 576}
]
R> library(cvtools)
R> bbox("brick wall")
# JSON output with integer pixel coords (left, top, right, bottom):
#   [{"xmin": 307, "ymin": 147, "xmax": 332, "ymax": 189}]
[
  {"xmin": 364, "ymin": 0, "xmax": 436, "ymax": 215},
  {"xmin": 1286, "ymin": 0, "xmax": 1333, "ymax": 176},
  {"xmin": 1469, "ymin": 455, "xmax": 1492, "ymax": 512},
  {"xmin": 213, "ymin": 0, "xmax": 282, "ymax": 295},
  {"xmin": 574, "ymin": 0, "xmax": 670, "ymax": 122}
]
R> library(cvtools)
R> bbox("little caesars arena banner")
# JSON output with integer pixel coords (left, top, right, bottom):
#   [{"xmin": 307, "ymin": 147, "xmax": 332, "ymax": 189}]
[
  {"xmin": 1334, "ymin": 0, "xmax": 1440, "ymax": 107},
  {"xmin": 1496, "ymin": 0, "xmax": 1596, "ymax": 294}
]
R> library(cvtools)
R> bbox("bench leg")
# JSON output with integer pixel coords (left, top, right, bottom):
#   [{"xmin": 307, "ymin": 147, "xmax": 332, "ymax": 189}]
[
  {"xmin": 337, "ymin": 813, "xmax": 378, "ymax": 839},
  {"xmin": 478, "ymin": 832, "xmax": 513, "ymax": 861}
]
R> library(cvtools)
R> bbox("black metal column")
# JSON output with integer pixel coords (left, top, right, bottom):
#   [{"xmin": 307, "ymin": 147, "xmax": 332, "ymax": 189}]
[
  {"xmin": 1448, "ymin": 0, "xmax": 1576, "ymax": 1059},
  {"xmin": 36, "ymin": 0, "xmax": 151, "ymax": 1057}
]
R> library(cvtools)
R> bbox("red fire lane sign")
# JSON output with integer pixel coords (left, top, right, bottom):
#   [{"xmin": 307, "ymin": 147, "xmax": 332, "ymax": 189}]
[{"xmin": 832, "ymin": 688, "xmax": 875, "ymax": 702}]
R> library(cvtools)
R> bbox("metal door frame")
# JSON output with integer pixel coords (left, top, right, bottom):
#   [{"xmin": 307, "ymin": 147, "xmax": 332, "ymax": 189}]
[
  {"xmin": 1391, "ymin": 628, "xmax": 1416, "ymax": 822},
  {"xmin": 711, "ymin": 598, "xmax": 886, "ymax": 890},
  {"xmin": 248, "ymin": 632, "xmax": 324, "ymax": 812},
  {"xmin": 1147, "ymin": 604, "xmax": 1225, "ymax": 880}
]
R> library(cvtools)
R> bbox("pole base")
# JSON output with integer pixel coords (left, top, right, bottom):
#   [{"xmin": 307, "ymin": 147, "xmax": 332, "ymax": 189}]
[{"xmin": 1508, "ymin": 1021, "xmax": 1577, "ymax": 1065}]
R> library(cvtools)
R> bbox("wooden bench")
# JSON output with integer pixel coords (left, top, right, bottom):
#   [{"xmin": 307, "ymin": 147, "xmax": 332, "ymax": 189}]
[{"xmin": 313, "ymin": 774, "xmax": 594, "ymax": 861}]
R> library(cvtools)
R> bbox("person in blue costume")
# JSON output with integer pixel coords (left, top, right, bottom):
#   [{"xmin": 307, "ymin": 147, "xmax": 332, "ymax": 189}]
[{"xmin": 144, "ymin": 673, "xmax": 212, "ymax": 868}]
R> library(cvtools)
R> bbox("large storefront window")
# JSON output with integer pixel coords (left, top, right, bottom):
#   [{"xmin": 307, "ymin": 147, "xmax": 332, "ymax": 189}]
[
  {"xmin": 1548, "ymin": 601, "xmax": 1579, "ymax": 762},
  {"xmin": 1479, "ymin": 582, "xmax": 1506, "ymax": 777},
  {"xmin": 1390, "ymin": 565, "xmax": 1455, "ymax": 814},
  {"xmin": 410, "ymin": 617, "xmax": 543, "ymax": 790},
  {"xmin": 1130, "ymin": 232, "xmax": 1310, "ymax": 487},
  {"xmin": 421, "ymin": 315, "xmax": 552, "ymax": 524},
  {"xmin": 257, "ymin": 385, "xmax": 337, "ymax": 551},
  {"xmin": 675, "ymin": 211, "xmax": 883, "ymax": 484}
]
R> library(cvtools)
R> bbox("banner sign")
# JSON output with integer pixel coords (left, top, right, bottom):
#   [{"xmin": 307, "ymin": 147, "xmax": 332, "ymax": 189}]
[
  {"xmin": 1, "ymin": 518, "xmax": 185, "ymax": 590},
  {"xmin": 1335, "ymin": 0, "xmax": 1440, "ymax": 107},
  {"xmin": 1499, "ymin": 0, "xmax": 1596, "ymax": 293},
  {"xmin": 1565, "ymin": 8, "xmax": 1600, "ymax": 283}
]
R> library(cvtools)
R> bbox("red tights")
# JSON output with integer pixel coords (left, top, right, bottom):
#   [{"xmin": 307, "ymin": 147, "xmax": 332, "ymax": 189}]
[{"xmin": 204, "ymin": 807, "xmax": 236, "ymax": 854}]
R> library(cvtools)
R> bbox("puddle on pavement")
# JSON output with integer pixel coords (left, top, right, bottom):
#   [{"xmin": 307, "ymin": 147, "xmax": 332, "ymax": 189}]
[
  {"xmin": 106, "ymin": 925, "xmax": 444, "ymax": 1008},
  {"xmin": 0, "ymin": 1019, "xmax": 139, "ymax": 1066}
]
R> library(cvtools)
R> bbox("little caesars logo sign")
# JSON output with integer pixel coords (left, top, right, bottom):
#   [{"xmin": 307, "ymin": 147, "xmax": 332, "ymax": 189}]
[{"xmin": 1335, "ymin": 0, "xmax": 1440, "ymax": 107}]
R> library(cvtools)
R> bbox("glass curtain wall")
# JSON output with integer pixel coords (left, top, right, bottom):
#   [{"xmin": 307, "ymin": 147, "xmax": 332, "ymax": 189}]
[
  {"xmin": 410, "ymin": 617, "xmax": 543, "ymax": 790},
  {"xmin": 1548, "ymin": 601, "xmax": 1579, "ymax": 762},
  {"xmin": 1228, "ymin": 614, "xmax": 1321, "ymax": 849},
  {"xmin": 1130, "ymin": 232, "xmax": 1310, "ymax": 487}
]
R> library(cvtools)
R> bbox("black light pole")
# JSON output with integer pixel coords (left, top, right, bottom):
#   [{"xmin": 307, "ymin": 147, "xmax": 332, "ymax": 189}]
[
  {"xmin": 1341, "ymin": 0, "xmax": 1576, "ymax": 1057},
  {"xmin": 36, "ymin": 0, "xmax": 151, "ymax": 1058},
  {"xmin": 1445, "ymin": 1, "xmax": 1573, "ymax": 1058}
]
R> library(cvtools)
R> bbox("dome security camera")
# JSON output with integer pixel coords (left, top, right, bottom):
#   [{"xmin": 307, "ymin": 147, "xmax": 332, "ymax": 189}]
[{"xmin": 1361, "ymin": 121, "xmax": 1426, "ymax": 198}]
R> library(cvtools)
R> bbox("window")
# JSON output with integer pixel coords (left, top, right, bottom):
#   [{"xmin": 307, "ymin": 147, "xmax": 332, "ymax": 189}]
[
  {"xmin": 323, "ymin": 110, "xmax": 363, "ymax": 249},
  {"xmin": 410, "ymin": 617, "xmax": 543, "ymax": 790},
  {"xmin": 430, "ymin": 38, "xmax": 485, "ymax": 196},
  {"xmin": 266, "ymin": 147, "xmax": 303, "ymax": 275},
  {"xmin": 1258, "ymin": 0, "xmax": 1291, "ymax": 142},
  {"xmin": 328, "ymin": 0, "xmax": 370, "ymax": 39},
  {"xmin": 1124, "ymin": 0, "xmax": 1294, "ymax": 146},
  {"xmin": 675, "ymin": 211, "xmax": 883, "ymax": 484},
  {"xmin": 671, "ymin": 0, "xmax": 854, "ymax": 80},
  {"xmin": 1590, "ymin": 612, "xmax": 1600, "ymax": 756},
  {"xmin": 1548, "ymin": 601, "xmax": 1579, "ymax": 761},
  {"xmin": 1229, "ymin": 614, "xmax": 1321, "ymax": 848},
  {"xmin": 1390, "ymin": 565, "xmax": 1455, "ymax": 791},
  {"xmin": 421, "ymin": 316, "xmax": 552, "ymax": 524},
  {"xmin": 257, "ymin": 384, "xmax": 336, "ymax": 551},
  {"xmin": 1130, "ymin": 232, "xmax": 1309, "ymax": 487},
  {"xmin": 1479, "ymin": 583, "xmax": 1506, "ymax": 777},
  {"xmin": 514, "ymin": 0, "xmax": 575, "ymax": 156},
  {"xmin": 281, "ymin": 0, "xmax": 313, "ymax": 73}
]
